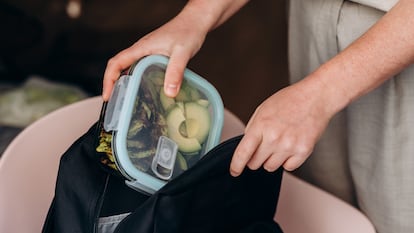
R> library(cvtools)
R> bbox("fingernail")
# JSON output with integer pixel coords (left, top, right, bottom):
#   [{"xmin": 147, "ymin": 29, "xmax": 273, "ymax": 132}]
[
  {"xmin": 229, "ymin": 169, "xmax": 239, "ymax": 177},
  {"xmin": 165, "ymin": 84, "xmax": 178, "ymax": 97}
]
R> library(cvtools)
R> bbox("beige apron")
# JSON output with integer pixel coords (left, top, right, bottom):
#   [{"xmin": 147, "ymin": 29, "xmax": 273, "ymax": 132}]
[{"xmin": 288, "ymin": 1, "xmax": 414, "ymax": 233}]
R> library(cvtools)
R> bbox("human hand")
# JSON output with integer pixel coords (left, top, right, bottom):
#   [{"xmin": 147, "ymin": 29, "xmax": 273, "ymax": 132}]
[
  {"xmin": 229, "ymin": 81, "xmax": 335, "ymax": 176},
  {"xmin": 102, "ymin": 14, "xmax": 207, "ymax": 101}
]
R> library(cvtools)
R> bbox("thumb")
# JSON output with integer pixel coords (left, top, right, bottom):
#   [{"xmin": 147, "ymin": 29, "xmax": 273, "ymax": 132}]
[{"xmin": 163, "ymin": 48, "xmax": 191, "ymax": 97}]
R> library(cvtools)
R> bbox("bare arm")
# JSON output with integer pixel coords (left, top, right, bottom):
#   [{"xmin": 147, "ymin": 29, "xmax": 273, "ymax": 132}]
[
  {"xmin": 102, "ymin": 0, "xmax": 249, "ymax": 100},
  {"xmin": 311, "ymin": 0, "xmax": 414, "ymax": 115},
  {"xmin": 230, "ymin": 0, "xmax": 414, "ymax": 176}
]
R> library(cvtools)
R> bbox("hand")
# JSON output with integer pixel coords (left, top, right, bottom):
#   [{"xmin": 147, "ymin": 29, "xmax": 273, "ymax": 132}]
[
  {"xmin": 229, "ymin": 80, "xmax": 334, "ymax": 176},
  {"xmin": 102, "ymin": 14, "xmax": 207, "ymax": 101}
]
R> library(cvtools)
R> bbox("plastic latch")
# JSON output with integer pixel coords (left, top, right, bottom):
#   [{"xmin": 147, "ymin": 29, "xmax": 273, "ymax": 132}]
[
  {"xmin": 125, "ymin": 180, "xmax": 156, "ymax": 195},
  {"xmin": 104, "ymin": 75, "xmax": 129, "ymax": 131},
  {"xmin": 151, "ymin": 136, "xmax": 178, "ymax": 180}
]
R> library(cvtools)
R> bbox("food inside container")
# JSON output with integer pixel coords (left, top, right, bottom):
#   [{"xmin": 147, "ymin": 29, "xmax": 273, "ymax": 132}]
[{"xmin": 96, "ymin": 55, "xmax": 224, "ymax": 194}]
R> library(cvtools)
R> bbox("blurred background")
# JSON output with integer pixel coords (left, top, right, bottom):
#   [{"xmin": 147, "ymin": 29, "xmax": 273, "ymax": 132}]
[{"xmin": 0, "ymin": 0, "xmax": 289, "ymax": 155}]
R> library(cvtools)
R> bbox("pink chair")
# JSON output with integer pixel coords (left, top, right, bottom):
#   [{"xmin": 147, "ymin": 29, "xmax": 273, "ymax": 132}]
[
  {"xmin": 0, "ymin": 96, "xmax": 375, "ymax": 233},
  {"xmin": 275, "ymin": 173, "xmax": 375, "ymax": 232}
]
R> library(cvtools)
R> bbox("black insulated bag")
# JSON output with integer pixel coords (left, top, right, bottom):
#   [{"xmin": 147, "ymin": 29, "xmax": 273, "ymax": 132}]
[{"xmin": 42, "ymin": 123, "xmax": 284, "ymax": 233}]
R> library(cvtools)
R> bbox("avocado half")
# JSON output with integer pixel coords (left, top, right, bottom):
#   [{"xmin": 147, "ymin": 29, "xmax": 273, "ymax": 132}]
[{"xmin": 166, "ymin": 102, "xmax": 211, "ymax": 153}]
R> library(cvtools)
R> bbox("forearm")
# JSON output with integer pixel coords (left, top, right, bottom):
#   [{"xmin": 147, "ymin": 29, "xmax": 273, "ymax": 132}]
[{"xmin": 305, "ymin": 0, "xmax": 414, "ymax": 115}]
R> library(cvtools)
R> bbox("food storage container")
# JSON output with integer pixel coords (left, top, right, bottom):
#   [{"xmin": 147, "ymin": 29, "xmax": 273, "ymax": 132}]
[{"xmin": 98, "ymin": 55, "xmax": 224, "ymax": 194}]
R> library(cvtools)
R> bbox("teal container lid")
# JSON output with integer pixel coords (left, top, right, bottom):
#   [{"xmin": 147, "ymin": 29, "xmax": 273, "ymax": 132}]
[{"xmin": 103, "ymin": 55, "xmax": 224, "ymax": 194}]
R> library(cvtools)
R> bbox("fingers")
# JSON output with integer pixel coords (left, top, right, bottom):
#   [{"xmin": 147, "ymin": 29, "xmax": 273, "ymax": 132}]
[
  {"xmin": 263, "ymin": 153, "xmax": 290, "ymax": 172},
  {"xmin": 230, "ymin": 114, "xmax": 314, "ymax": 176},
  {"xmin": 229, "ymin": 108, "xmax": 262, "ymax": 176},
  {"xmin": 246, "ymin": 134, "xmax": 276, "ymax": 170},
  {"xmin": 230, "ymin": 131, "xmax": 262, "ymax": 177},
  {"xmin": 103, "ymin": 43, "xmax": 191, "ymax": 100},
  {"xmin": 231, "ymin": 135, "xmax": 311, "ymax": 177},
  {"xmin": 164, "ymin": 46, "xmax": 192, "ymax": 97},
  {"xmin": 281, "ymin": 156, "xmax": 307, "ymax": 171},
  {"xmin": 102, "ymin": 45, "xmax": 146, "ymax": 101}
]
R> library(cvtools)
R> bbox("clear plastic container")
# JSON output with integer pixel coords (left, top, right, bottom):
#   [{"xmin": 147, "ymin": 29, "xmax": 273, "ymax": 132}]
[{"xmin": 101, "ymin": 55, "xmax": 224, "ymax": 194}]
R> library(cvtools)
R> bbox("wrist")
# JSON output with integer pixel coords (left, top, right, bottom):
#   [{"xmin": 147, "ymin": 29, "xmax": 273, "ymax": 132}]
[
  {"xmin": 180, "ymin": 0, "xmax": 249, "ymax": 33},
  {"xmin": 299, "ymin": 65, "xmax": 353, "ymax": 118},
  {"xmin": 176, "ymin": 2, "xmax": 212, "ymax": 35}
]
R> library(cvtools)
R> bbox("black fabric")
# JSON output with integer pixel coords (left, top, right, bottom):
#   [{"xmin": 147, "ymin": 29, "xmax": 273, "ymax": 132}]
[{"xmin": 42, "ymin": 123, "xmax": 284, "ymax": 233}]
